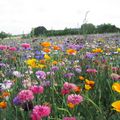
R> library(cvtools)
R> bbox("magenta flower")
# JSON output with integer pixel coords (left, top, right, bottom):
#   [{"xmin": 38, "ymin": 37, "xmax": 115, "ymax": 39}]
[
  {"xmin": 31, "ymin": 105, "xmax": 51, "ymax": 120},
  {"xmin": 8, "ymin": 47, "xmax": 17, "ymax": 51},
  {"xmin": 63, "ymin": 117, "xmax": 76, "ymax": 120},
  {"xmin": 29, "ymin": 85, "xmax": 44, "ymax": 94},
  {"xmin": 67, "ymin": 94, "xmax": 83, "ymax": 105},
  {"xmin": 0, "ymin": 45, "xmax": 7, "ymax": 50},
  {"xmin": 18, "ymin": 90, "xmax": 34, "ymax": 103},
  {"xmin": 21, "ymin": 43, "xmax": 30, "ymax": 49}
]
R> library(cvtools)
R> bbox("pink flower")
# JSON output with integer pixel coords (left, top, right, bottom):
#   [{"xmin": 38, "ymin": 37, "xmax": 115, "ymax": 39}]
[
  {"xmin": 67, "ymin": 94, "xmax": 83, "ymax": 105},
  {"xmin": 0, "ymin": 45, "xmax": 7, "ymax": 50},
  {"xmin": 61, "ymin": 82, "xmax": 78, "ymax": 95},
  {"xmin": 63, "ymin": 117, "xmax": 76, "ymax": 120},
  {"xmin": 21, "ymin": 43, "xmax": 30, "ymax": 49},
  {"xmin": 86, "ymin": 68, "xmax": 97, "ymax": 74},
  {"xmin": 8, "ymin": 47, "xmax": 17, "ymax": 51},
  {"xmin": 29, "ymin": 85, "xmax": 44, "ymax": 94},
  {"xmin": 18, "ymin": 90, "xmax": 34, "ymax": 103},
  {"xmin": 31, "ymin": 105, "xmax": 51, "ymax": 120},
  {"xmin": 111, "ymin": 73, "xmax": 120, "ymax": 80}
]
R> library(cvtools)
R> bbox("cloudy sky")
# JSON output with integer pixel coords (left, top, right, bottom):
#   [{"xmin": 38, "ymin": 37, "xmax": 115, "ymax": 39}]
[{"xmin": 0, "ymin": 0, "xmax": 120, "ymax": 35}]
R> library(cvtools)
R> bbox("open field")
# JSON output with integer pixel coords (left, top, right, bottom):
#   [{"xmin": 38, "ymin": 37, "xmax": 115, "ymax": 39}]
[{"xmin": 0, "ymin": 33, "xmax": 120, "ymax": 120}]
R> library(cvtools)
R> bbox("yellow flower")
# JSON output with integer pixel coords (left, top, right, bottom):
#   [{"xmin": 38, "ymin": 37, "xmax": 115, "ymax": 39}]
[
  {"xmin": 112, "ymin": 83, "xmax": 120, "ymax": 93},
  {"xmin": 85, "ymin": 84, "xmax": 92, "ymax": 90},
  {"xmin": 112, "ymin": 100, "xmax": 120, "ymax": 112},
  {"xmin": 0, "ymin": 101, "xmax": 7, "ymax": 109},
  {"xmin": 92, "ymin": 48, "xmax": 103, "ymax": 53},
  {"xmin": 44, "ymin": 54, "xmax": 51, "ymax": 60},
  {"xmin": 66, "ymin": 49, "xmax": 77, "ymax": 55},
  {"xmin": 117, "ymin": 48, "xmax": 120, "ymax": 52}
]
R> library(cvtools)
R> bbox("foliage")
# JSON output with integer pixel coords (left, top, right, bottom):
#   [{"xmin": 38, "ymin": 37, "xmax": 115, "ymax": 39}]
[
  {"xmin": 96, "ymin": 23, "xmax": 120, "ymax": 33},
  {"xmin": 80, "ymin": 23, "xmax": 96, "ymax": 34},
  {"xmin": 0, "ymin": 31, "xmax": 9, "ymax": 39},
  {"xmin": 31, "ymin": 26, "xmax": 47, "ymax": 37}
]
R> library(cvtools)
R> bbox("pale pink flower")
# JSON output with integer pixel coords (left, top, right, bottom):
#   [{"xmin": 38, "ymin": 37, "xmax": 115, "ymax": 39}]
[
  {"xmin": 86, "ymin": 68, "xmax": 97, "ymax": 73},
  {"xmin": 18, "ymin": 90, "xmax": 34, "ymax": 103},
  {"xmin": 67, "ymin": 94, "xmax": 83, "ymax": 105},
  {"xmin": 111, "ymin": 73, "xmax": 120, "ymax": 80}
]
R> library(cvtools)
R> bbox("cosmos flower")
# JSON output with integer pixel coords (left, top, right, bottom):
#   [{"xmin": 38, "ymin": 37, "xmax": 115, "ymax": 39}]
[
  {"xmin": 67, "ymin": 94, "xmax": 83, "ymax": 105},
  {"xmin": 31, "ymin": 105, "xmax": 51, "ymax": 120},
  {"xmin": 17, "ymin": 90, "xmax": 34, "ymax": 103},
  {"xmin": 29, "ymin": 85, "xmax": 44, "ymax": 94}
]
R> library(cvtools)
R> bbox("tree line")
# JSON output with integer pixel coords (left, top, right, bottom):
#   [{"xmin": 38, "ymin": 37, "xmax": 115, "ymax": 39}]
[
  {"xmin": 0, "ymin": 23, "xmax": 120, "ymax": 39},
  {"xmin": 30, "ymin": 23, "xmax": 120, "ymax": 37}
]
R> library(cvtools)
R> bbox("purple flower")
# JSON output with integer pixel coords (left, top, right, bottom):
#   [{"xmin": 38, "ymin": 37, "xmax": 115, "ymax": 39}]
[
  {"xmin": 51, "ymin": 66, "xmax": 59, "ymax": 71},
  {"xmin": 13, "ymin": 96, "xmax": 21, "ymax": 105},
  {"xmin": 64, "ymin": 73, "xmax": 74, "ymax": 79},
  {"xmin": 36, "ymin": 71, "xmax": 46, "ymax": 80},
  {"xmin": 41, "ymin": 80, "xmax": 51, "ymax": 87}
]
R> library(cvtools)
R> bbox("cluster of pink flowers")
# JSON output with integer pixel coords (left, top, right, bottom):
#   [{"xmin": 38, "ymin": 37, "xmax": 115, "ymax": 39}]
[
  {"xmin": 86, "ymin": 68, "xmax": 97, "ymax": 74},
  {"xmin": 17, "ymin": 90, "xmax": 34, "ymax": 103},
  {"xmin": 31, "ymin": 105, "xmax": 51, "ymax": 120},
  {"xmin": 29, "ymin": 85, "xmax": 44, "ymax": 94},
  {"xmin": 0, "ymin": 45, "xmax": 7, "ymax": 50},
  {"xmin": 61, "ymin": 82, "xmax": 78, "ymax": 95},
  {"xmin": 67, "ymin": 94, "xmax": 83, "ymax": 105}
]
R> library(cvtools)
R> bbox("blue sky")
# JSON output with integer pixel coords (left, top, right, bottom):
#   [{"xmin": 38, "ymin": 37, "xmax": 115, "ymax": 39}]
[{"xmin": 0, "ymin": 0, "xmax": 120, "ymax": 34}]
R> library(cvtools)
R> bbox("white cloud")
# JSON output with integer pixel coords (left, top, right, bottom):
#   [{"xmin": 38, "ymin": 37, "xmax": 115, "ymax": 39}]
[{"xmin": 0, "ymin": 0, "xmax": 120, "ymax": 34}]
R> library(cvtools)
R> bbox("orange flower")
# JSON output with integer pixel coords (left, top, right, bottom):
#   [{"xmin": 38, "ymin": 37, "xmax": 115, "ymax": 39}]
[
  {"xmin": 52, "ymin": 61, "xmax": 58, "ymax": 65},
  {"xmin": 92, "ymin": 48, "xmax": 103, "ymax": 53},
  {"xmin": 73, "ymin": 86, "xmax": 81, "ymax": 93},
  {"xmin": 68, "ymin": 103, "xmax": 75, "ymax": 109},
  {"xmin": 39, "ymin": 59, "xmax": 46, "ymax": 64},
  {"xmin": 41, "ymin": 42, "xmax": 51, "ymax": 47},
  {"xmin": 112, "ymin": 83, "xmax": 120, "ymax": 93},
  {"xmin": 79, "ymin": 76, "xmax": 84, "ymax": 80},
  {"xmin": 0, "ymin": 101, "xmax": 7, "ymax": 109},
  {"xmin": 85, "ymin": 79, "xmax": 95, "ymax": 86},
  {"xmin": 66, "ymin": 49, "xmax": 77, "ymax": 55},
  {"xmin": 53, "ymin": 45, "xmax": 61, "ymax": 50},
  {"xmin": 112, "ymin": 100, "xmax": 120, "ymax": 112},
  {"xmin": 43, "ymin": 48, "xmax": 51, "ymax": 53},
  {"xmin": 85, "ymin": 79, "xmax": 95, "ymax": 90},
  {"xmin": 2, "ymin": 91, "xmax": 10, "ymax": 98}
]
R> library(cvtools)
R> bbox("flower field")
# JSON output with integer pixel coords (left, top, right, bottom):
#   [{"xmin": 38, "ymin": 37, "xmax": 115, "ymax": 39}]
[{"xmin": 0, "ymin": 34, "xmax": 120, "ymax": 120}]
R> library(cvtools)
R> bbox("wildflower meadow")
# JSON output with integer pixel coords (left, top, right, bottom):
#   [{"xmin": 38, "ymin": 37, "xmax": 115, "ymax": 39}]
[{"xmin": 0, "ymin": 34, "xmax": 120, "ymax": 120}]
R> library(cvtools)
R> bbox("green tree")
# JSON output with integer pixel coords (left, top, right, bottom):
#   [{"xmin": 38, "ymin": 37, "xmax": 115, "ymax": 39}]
[
  {"xmin": 96, "ymin": 23, "xmax": 120, "ymax": 33},
  {"xmin": 0, "ymin": 31, "xmax": 8, "ymax": 39},
  {"xmin": 31, "ymin": 26, "xmax": 47, "ymax": 37},
  {"xmin": 80, "ymin": 23, "xmax": 96, "ymax": 34}
]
